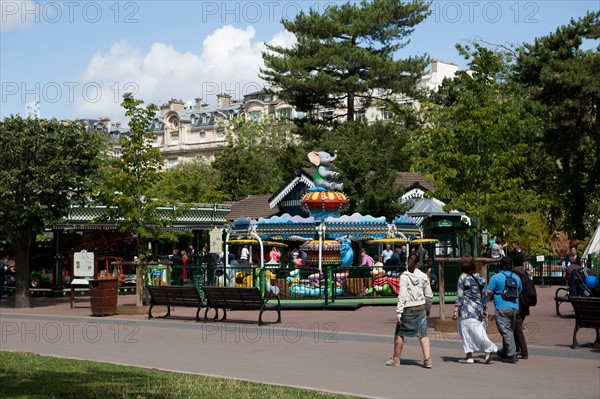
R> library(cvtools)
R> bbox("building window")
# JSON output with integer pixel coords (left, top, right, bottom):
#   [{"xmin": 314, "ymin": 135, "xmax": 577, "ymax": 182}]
[
  {"xmin": 378, "ymin": 107, "xmax": 391, "ymax": 120},
  {"xmin": 170, "ymin": 131, "xmax": 179, "ymax": 145},
  {"xmin": 356, "ymin": 109, "xmax": 366, "ymax": 121},
  {"xmin": 167, "ymin": 115, "xmax": 180, "ymax": 145},
  {"xmin": 320, "ymin": 110, "xmax": 334, "ymax": 121},
  {"xmin": 278, "ymin": 107, "xmax": 293, "ymax": 120},
  {"xmin": 248, "ymin": 110, "xmax": 262, "ymax": 122},
  {"xmin": 168, "ymin": 158, "xmax": 178, "ymax": 168},
  {"xmin": 216, "ymin": 128, "xmax": 225, "ymax": 138},
  {"xmin": 113, "ymin": 148, "xmax": 121, "ymax": 157}
]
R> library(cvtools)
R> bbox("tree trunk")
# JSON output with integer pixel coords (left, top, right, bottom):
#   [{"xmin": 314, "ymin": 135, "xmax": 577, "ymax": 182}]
[
  {"xmin": 347, "ymin": 92, "xmax": 355, "ymax": 122},
  {"xmin": 595, "ymin": 102, "xmax": 600, "ymax": 168},
  {"xmin": 13, "ymin": 231, "xmax": 34, "ymax": 308}
]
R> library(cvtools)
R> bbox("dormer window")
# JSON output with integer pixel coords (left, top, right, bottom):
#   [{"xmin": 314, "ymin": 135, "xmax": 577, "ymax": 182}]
[
  {"xmin": 248, "ymin": 110, "xmax": 262, "ymax": 122},
  {"xmin": 190, "ymin": 114, "xmax": 199, "ymax": 125}
]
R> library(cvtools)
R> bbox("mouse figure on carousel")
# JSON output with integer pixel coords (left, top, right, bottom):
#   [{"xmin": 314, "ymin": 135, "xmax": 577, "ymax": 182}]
[{"xmin": 308, "ymin": 151, "xmax": 344, "ymax": 192}]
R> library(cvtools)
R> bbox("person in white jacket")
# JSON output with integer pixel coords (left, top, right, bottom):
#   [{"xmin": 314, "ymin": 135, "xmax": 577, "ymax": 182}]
[{"xmin": 386, "ymin": 253, "xmax": 434, "ymax": 368}]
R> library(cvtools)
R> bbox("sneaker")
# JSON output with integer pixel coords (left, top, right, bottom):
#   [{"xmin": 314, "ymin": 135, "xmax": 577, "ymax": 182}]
[
  {"xmin": 423, "ymin": 358, "xmax": 432, "ymax": 368},
  {"xmin": 484, "ymin": 352, "xmax": 493, "ymax": 364},
  {"xmin": 496, "ymin": 350, "xmax": 507, "ymax": 360},
  {"xmin": 385, "ymin": 357, "xmax": 400, "ymax": 366},
  {"xmin": 458, "ymin": 358, "xmax": 474, "ymax": 364},
  {"xmin": 501, "ymin": 356, "xmax": 518, "ymax": 364}
]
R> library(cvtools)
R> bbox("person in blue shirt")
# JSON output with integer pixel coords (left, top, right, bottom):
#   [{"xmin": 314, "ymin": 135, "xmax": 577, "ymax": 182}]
[{"xmin": 487, "ymin": 256, "xmax": 522, "ymax": 363}]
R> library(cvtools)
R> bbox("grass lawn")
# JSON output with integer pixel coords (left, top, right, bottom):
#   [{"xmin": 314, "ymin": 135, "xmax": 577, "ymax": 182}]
[{"xmin": 0, "ymin": 351, "xmax": 360, "ymax": 399}]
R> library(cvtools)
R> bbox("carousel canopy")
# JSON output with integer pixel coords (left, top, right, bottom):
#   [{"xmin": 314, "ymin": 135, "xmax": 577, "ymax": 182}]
[
  {"xmin": 255, "ymin": 214, "xmax": 315, "ymax": 240},
  {"xmin": 230, "ymin": 212, "xmax": 422, "ymax": 242}
]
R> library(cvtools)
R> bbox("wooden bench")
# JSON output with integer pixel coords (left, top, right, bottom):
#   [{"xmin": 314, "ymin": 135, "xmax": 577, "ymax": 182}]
[
  {"xmin": 147, "ymin": 285, "xmax": 203, "ymax": 322},
  {"xmin": 570, "ymin": 297, "xmax": 600, "ymax": 348},
  {"xmin": 554, "ymin": 287, "xmax": 572, "ymax": 318},
  {"xmin": 201, "ymin": 286, "xmax": 281, "ymax": 325}
]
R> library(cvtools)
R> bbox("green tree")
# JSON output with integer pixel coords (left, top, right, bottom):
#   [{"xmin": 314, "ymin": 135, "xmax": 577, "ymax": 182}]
[
  {"xmin": 94, "ymin": 93, "xmax": 172, "ymax": 255},
  {"xmin": 414, "ymin": 44, "xmax": 542, "ymax": 244},
  {"xmin": 512, "ymin": 11, "xmax": 600, "ymax": 239},
  {"xmin": 0, "ymin": 116, "xmax": 105, "ymax": 308},
  {"xmin": 261, "ymin": 0, "xmax": 431, "ymax": 122},
  {"xmin": 149, "ymin": 159, "xmax": 229, "ymax": 204},
  {"xmin": 212, "ymin": 117, "xmax": 297, "ymax": 201}
]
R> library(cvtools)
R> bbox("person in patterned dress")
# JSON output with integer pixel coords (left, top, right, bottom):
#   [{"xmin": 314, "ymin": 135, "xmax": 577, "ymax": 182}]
[{"xmin": 453, "ymin": 255, "xmax": 498, "ymax": 364}]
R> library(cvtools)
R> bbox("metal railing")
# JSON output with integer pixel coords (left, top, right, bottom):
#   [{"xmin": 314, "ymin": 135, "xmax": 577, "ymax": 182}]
[{"xmin": 134, "ymin": 256, "xmax": 599, "ymax": 302}]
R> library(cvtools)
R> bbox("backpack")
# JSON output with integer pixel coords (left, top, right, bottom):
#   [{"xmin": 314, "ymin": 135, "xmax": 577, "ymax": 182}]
[
  {"xmin": 502, "ymin": 272, "xmax": 519, "ymax": 299},
  {"xmin": 569, "ymin": 268, "xmax": 592, "ymax": 297},
  {"xmin": 519, "ymin": 275, "xmax": 537, "ymax": 307}
]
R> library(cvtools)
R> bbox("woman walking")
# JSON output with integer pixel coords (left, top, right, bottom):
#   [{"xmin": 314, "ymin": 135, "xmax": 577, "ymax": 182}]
[
  {"xmin": 453, "ymin": 255, "xmax": 498, "ymax": 363},
  {"xmin": 385, "ymin": 254, "xmax": 433, "ymax": 368}
]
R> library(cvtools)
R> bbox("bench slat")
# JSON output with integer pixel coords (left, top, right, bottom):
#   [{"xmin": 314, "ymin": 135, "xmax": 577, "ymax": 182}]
[
  {"xmin": 147, "ymin": 286, "xmax": 203, "ymax": 322},
  {"xmin": 201, "ymin": 286, "xmax": 281, "ymax": 325}
]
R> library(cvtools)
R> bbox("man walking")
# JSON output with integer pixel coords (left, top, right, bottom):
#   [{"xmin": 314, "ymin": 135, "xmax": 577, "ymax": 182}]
[{"xmin": 487, "ymin": 256, "xmax": 522, "ymax": 363}]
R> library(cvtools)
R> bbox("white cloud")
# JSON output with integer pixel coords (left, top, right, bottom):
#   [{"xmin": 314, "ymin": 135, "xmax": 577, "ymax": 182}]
[
  {"xmin": 0, "ymin": 0, "xmax": 34, "ymax": 32},
  {"xmin": 75, "ymin": 25, "xmax": 291, "ymax": 121},
  {"xmin": 267, "ymin": 30, "xmax": 296, "ymax": 49}
]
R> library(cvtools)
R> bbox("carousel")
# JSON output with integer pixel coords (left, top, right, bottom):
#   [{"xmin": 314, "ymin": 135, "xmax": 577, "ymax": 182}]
[{"xmin": 223, "ymin": 150, "xmax": 436, "ymax": 301}]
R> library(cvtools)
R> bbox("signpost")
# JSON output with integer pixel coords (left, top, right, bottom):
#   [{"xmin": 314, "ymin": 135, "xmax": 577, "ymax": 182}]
[
  {"xmin": 70, "ymin": 250, "xmax": 94, "ymax": 309},
  {"xmin": 536, "ymin": 255, "xmax": 547, "ymax": 287}
]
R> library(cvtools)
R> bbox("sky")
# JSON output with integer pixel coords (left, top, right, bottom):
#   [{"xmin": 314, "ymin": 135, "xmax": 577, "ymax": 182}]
[{"xmin": 1, "ymin": 0, "xmax": 598, "ymax": 122}]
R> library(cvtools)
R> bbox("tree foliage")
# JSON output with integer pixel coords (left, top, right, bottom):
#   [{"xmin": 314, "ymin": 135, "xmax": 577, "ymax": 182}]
[
  {"xmin": 212, "ymin": 117, "xmax": 298, "ymax": 201},
  {"xmin": 261, "ymin": 0, "xmax": 431, "ymax": 122},
  {"xmin": 512, "ymin": 11, "xmax": 600, "ymax": 239},
  {"xmin": 414, "ymin": 44, "xmax": 542, "ymax": 239},
  {"xmin": 0, "ymin": 116, "xmax": 105, "ymax": 308},
  {"xmin": 149, "ymin": 159, "xmax": 229, "ymax": 204},
  {"xmin": 94, "ymin": 93, "xmax": 173, "ymax": 250}
]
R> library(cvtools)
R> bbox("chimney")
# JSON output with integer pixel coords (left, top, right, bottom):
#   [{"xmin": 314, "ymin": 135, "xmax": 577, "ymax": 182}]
[
  {"xmin": 217, "ymin": 93, "xmax": 232, "ymax": 108},
  {"xmin": 195, "ymin": 97, "xmax": 202, "ymax": 111},
  {"xmin": 99, "ymin": 116, "xmax": 111, "ymax": 130},
  {"xmin": 169, "ymin": 98, "xmax": 185, "ymax": 112}
]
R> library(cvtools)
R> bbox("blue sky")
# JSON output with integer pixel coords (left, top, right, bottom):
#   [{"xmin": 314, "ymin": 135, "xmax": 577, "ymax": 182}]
[{"xmin": 1, "ymin": 0, "xmax": 598, "ymax": 122}]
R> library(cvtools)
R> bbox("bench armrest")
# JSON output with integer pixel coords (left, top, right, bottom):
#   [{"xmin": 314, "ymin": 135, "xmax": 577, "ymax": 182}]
[{"xmin": 264, "ymin": 294, "xmax": 281, "ymax": 308}]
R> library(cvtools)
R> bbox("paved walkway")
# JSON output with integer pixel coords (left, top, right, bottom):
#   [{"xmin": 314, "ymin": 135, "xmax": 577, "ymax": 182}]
[{"xmin": 1, "ymin": 286, "xmax": 599, "ymax": 398}]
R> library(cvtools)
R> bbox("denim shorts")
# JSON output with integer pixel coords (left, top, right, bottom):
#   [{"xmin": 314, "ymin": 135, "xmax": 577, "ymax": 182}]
[{"xmin": 395, "ymin": 307, "xmax": 428, "ymax": 338}]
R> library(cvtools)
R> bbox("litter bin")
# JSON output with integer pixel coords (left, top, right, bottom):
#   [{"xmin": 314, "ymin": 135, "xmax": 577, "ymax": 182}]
[{"xmin": 89, "ymin": 278, "xmax": 118, "ymax": 316}]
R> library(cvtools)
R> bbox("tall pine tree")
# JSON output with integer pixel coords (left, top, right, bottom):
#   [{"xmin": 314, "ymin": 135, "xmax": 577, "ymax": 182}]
[{"xmin": 261, "ymin": 0, "xmax": 431, "ymax": 122}]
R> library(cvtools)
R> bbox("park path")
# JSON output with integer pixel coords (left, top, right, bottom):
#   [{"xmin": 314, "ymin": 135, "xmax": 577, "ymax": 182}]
[{"xmin": 1, "ymin": 286, "xmax": 599, "ymax": 398}]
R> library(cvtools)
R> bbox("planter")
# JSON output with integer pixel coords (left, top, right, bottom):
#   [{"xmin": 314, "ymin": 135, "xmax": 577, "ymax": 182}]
[{"xmin": 89, "ymin": 278, "xmax": 118, "ymax": 316}]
